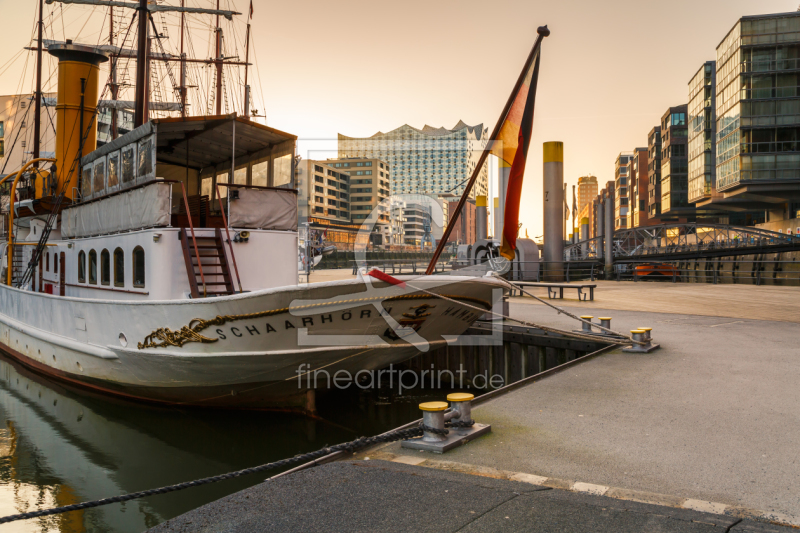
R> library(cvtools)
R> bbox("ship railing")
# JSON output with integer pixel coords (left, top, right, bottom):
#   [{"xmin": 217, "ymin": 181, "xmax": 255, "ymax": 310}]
[{"xmin": 214, "ymin": 183, "xmax": 243, "ymax": 293}]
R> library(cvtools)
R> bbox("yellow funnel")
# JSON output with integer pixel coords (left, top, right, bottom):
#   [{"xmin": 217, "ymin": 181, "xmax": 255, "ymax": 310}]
[{"xmin": 48, "ymin": 43, "xmax": 108, "ymax": 201}]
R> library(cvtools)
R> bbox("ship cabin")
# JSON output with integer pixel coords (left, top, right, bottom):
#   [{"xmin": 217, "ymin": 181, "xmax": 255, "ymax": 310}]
[{"xmin": 25, "ymin": 115, "xmax": 299, "ymax": 300}]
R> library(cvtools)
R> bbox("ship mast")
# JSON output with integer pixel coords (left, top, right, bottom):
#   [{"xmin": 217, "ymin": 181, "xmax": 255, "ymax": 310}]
[
  {"xmin": 33, "ymin": 0, "xmax": 44, "ymax": 166},
  {"xmin": 109, "ymin": 6, "xmax": 119, "ymax": 139},
  {"xmin": 46, "ymin": 0, "xmax": 243, "ymax": 126},
  {"xmin": 133, "ymin": 0, "xmax": 147, "ymax": 127},
  {"xmin": 243, "ymin": 1, "xmax": 251, "ymax": 117},
  {"xmin": 215, "ymin": 0, "xmax": 222, "ymax": 115},
  {"xmin": 179, "ymin": 0, "xmax": 186, "ymax": 117}
]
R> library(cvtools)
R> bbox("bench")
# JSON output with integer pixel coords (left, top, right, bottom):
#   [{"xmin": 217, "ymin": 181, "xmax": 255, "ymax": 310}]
[{"xmin": 510, "ymin": 282, "xmax": 596, "ymax": 301}]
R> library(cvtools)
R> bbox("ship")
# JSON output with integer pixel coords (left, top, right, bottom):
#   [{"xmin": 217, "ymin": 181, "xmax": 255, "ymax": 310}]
[{"xmin": 0, "ymin": 1, "xmax": 507, "ymax": 413}]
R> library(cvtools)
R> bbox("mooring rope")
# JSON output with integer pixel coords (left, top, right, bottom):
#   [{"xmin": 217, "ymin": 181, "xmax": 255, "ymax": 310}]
[
  {"xmin": 399, "ymin": 278, "xmax": 641, "ymax": 346},
  {"xmin": 0, "ymin": 418, "xmax": 472, "ymax": 525}
]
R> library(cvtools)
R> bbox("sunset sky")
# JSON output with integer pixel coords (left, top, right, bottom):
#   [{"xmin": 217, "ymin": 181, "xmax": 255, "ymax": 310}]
[{"xmin": 1, "ymin": 0, "xmax": 797, "ymax": 237}]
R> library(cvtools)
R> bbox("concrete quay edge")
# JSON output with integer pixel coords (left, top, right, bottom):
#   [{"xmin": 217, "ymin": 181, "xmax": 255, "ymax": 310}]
[{"xmin": 358, "ymin": 451, "xmax": 800, "ymax": 529}]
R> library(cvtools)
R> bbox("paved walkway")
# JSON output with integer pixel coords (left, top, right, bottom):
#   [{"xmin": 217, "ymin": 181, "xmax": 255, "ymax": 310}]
[
  {"xmin": 374, "ymin": 301, "xmax": 800, "ymax": 527},
  {"xmin": 149, "ymin": 460, "xmax": 791, "ymax": 532},
  {"xmin": 513, "ymin": 280, "xmax": 800, "ymax": 323}
]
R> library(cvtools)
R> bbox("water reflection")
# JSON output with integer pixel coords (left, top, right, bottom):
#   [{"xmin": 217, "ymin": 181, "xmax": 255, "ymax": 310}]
[{"xmin": 0, "ymin": 354, "xmax": 454, "ymax": 532}]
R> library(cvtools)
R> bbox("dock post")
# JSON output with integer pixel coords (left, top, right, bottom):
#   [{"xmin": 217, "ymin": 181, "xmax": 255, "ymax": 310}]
[
  {"xmin": 418, "ymin": 402, "xmax": 448, "ymax": 443},
  {"xmin": 543, "ymin": 142, "xmax": 564, "ymax": 281}
]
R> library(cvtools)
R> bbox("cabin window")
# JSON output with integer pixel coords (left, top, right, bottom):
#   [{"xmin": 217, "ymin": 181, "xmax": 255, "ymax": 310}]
[
  {"xmin": 133, "ymin": 246, "xmax": 145, "ymax": 288},
  {"xmin": 273, "ymin": 154, "xmax": 293, "ymax": 187},
  {"xmin": 114, "ymin": 248, "xmax": 124, "ymax": 287},
  {"xmin": 216, "ymin": 172, "xmax": 229, "ymax": 199},
  {"xmin": 46, "ymin": 252, "xmax": 49, "ymax": 272},
  {"xmin": 107, "ymin": 153, "xmax": 119, "ymax": 188},
  {"xmin": 88, "ymin": 250, "xmax": 97, "ymax": 284},
  {"xmin": 81, "ymin": 166, "xmax": 92, "ymax": 198},
  {"xmin": 94, "ymin": 160, "xmax": 105, "ymax": 194},
  {"xmin": 100, "ymin": 249, "xmax": 110, "ymax": 285},
  {"xmin": 137, "ymin": 138, "xmax": 153, "ymax": 177},
  {"xmin": 78, "ymin": 251, "xmax": 86, "ymax": 283},
  {"xmin": 54, "ymin": 253, "xmax": 58, "ymax": 274},
  {"xmin": 252, "ymin": 160, "xmax": 268, "ymax": 187},
  {"xmin": 201, "ymin": 177, "xmax": 212, "ymax": 199},
  {"xmin": 121, "ymin": 145, "xmax": 135, "ymax": 184}
]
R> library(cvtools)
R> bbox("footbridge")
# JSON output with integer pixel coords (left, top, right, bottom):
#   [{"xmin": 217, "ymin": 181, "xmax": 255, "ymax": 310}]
[{"xmin": 564, "ymin": 223, "xmax": 800, "ymax": 263}]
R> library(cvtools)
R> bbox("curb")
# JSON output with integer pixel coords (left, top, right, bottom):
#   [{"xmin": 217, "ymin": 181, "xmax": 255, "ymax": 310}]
[{"xmin": 364, "ymin": 451, "xmax": 800, "ymax": 529}]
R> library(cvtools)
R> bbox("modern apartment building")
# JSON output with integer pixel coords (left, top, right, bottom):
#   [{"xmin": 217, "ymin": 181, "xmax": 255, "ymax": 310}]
[
  {"xmin": 296, "ymin": 159, "xmax": 351, "ymax": 225},
  {"xmin": 710, "ymin": 12, "xmax": 800, "ymax": 222},
  {"xmin": 0, "ymin": 93, "xmax": 56, "ymax": 176},
  {"xmin": 628, "ymin": 148, "xmax": 651, "ymax": 227},
  {"xmin": 614, "ymin": 153, "xmax": 632, "ymax": 228},
  {"xmin": 660, "ymin": 105, "xmax": 691, "ymax": 217},
  {"xmin": 647, "ymin": 126, "xmax": 662, "ymax": 218},
  {"xmin": 325, "ymin": 157, "xmax": 391, "ymax": 227},
  {"xmin": 688, "ymin": 61, "xmax": 717, "ymax": 205},
  {"xmin": 338, "ymin": 121, "xmax": 489, "ymax": 200}
]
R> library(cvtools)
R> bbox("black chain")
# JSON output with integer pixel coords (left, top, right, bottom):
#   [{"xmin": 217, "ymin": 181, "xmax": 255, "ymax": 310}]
[{"xmin": 0, "ymin": 425, "xmax": 429, "ymax": 525}]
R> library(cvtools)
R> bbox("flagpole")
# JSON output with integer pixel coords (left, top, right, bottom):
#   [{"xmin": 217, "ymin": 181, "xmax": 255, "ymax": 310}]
[{"xmin": 425, "ymin": 25, "xmax": 550, "ymax": 275}]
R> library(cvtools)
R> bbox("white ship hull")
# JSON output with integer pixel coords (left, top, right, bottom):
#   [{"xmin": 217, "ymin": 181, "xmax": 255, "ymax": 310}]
[{"xmin": 0, "ymin": 274, "xmax": 503, "ymax": 412}]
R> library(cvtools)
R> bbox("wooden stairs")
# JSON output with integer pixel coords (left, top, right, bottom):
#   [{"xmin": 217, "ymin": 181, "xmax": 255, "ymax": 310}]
[{"xmin": 180, "ymin": 228, "xmax": 235, "ymax": 298}]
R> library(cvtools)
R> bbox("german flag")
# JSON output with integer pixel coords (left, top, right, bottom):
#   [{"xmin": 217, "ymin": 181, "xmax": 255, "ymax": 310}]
[{"xmin": 492, "ymin": 34, "xmax": 544, "ymax": 260}]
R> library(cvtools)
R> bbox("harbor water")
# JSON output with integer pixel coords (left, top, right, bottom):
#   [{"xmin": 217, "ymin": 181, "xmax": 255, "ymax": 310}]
[{"xmin": 0, "ymin": 353, "xmax": 463, "ymax": 532}]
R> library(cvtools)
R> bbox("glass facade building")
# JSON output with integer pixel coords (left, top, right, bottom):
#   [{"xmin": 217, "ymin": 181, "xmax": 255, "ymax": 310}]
[
  {"xmin": 338, "ymin": 121, "xmax": 489, "ymax": 200},
  {"xmin": 688, "ymin": 62, "xmax": 717, "ymax": 203},
  {"xmin": 661, "ymin": 105, "xmax": 689, "ymax": 214},
  {"xmin": 716, "ymin": 13, "xmax": 800, "ymax": 191}
]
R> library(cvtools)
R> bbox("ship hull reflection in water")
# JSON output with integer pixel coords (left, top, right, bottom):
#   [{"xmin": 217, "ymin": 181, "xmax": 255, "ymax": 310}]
[{"xmin": 0, "ymin": 353, "xmax": 434, "ymax": 532}]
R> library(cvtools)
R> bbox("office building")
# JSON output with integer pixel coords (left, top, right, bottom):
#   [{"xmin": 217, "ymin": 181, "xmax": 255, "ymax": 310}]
[
  {"xmin": 446, "ymin": 197, "xmax": 476, "ymax": 244},
  {"xmin": 296, "ymin": 159, "xmax": 351, "ymax": 225},
  {"xmin": 325, "ymin": 157, "xmax": 391, "ymax": 227},
  {"xmin": 660, "ymin": 105, "xmax": 691, "ymax": 217},
  {"xmin": 577, "ymin": 175, "xmax": 598, "ymax": 219},
  {"xmin": 338, "ymin": 121, "xmax": 489, "ymax": 200},
  {"xmin": 708, "ymin": 12, "xmax": 800, "ymax": 222},
  {"xmin": 97, "ymin": 108, "xmax": 134, "ymax": 147},
  {"xmin": 614, "ymin": 153, "xmax": 632, "ymax": 228},
  {"xmin": 647, "ymin": 126, "xmax": 662, "ymax": 218},
  {"xmin": 629, "ymin": 147, "xmax": 652, "ymax": 227},
  {"xmin": 688, "ymin": 61, "xmax": 717, "ymax": 205}
]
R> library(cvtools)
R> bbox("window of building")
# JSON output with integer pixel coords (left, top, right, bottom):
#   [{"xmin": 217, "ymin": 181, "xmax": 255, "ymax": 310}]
[
  {"xmin": 315, "ymin": 206, "xmax": 324, "ymax": 213},
  {"xmin": 365, "ymin": 170, "xmax": 372, "ymax": 175},
  {"xmin": 315, "ymin": 176, "xmax": 323, "ymax": 183},
  {"xmin": 114, "ymin": 248, "xmax": 124, "ymax": 287},
  {"xmin": 100, "ymin": 249, "xmax": 110, "ymax": 285},
  {"xmin": 78, "ymin": 251, "xmax": 86, "ymax": 283},
  {"xmin": 315, "ymin": 195, "xmax": 324, "ymax": 203},
  {"xmin": 315, "ymin": 186, "xmax": 324, "ymax": 193},
  {"xmin": 315, "ymin": 165, "xmax": 324, "ymax": 172},
  {"xmin": 133, "ymin": 246, "xmax": 145, "ymax": 288},
  {"xmin": 88, "ymin": 250, "xmax": 97, "ymax": 284}
]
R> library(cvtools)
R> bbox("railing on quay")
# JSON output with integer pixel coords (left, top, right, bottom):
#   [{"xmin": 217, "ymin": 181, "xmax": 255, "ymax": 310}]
[
  {"xmin": 349, "ymin": 258, "xmax": 451, "ymax": 275},
  {"xmin": 564, "ymin": 223, "xmax": 800, "ymax": 262},
  {"xmin": 614, "ymin": 258, "xmax": 800, "ymax": 286}
]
